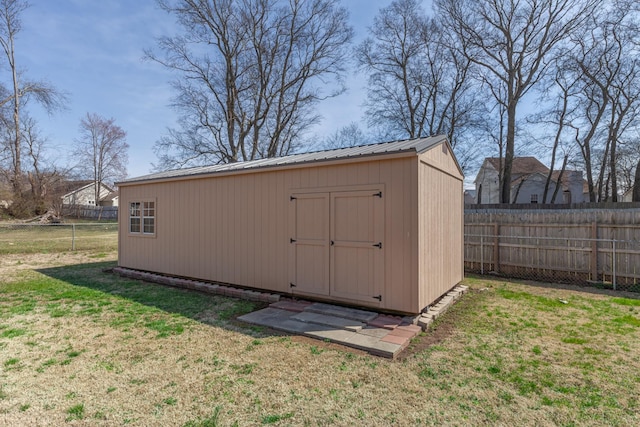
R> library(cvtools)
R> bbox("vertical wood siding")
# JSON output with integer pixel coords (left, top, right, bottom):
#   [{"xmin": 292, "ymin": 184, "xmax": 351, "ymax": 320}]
[{"xmin": 417, "ymin": 149, "xmax": 465, "ymax": 309}]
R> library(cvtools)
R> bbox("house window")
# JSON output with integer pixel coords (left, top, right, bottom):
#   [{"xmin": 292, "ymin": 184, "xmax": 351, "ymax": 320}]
[
  {"xmin": 530, "ymin": 194, "xmax": 538, "ymax": 204},
  {"xmin": 129, "ymin": 201, "xmax": 156, "ymax": 235}
]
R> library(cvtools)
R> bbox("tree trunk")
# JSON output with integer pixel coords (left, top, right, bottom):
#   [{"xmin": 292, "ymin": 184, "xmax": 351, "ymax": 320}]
[
  {"xmin": 550, "ymin": 154, "xmax": 568, "ymax": 203},
  {"xmin": 501, "ymin": 101, "xmax": 516, "ymax": 203},
  {"xmin": 633, "ymin": 158, "xmax": 640, "ymax": 202}
]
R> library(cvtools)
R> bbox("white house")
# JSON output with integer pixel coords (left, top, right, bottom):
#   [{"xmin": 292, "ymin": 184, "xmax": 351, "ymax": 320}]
[
  {"xmin": 62, "ymin": 181, "xmax": 115, "ymax": 207},
  {"xmin": 475, "ymin": 157, "xmax": 586, "ymax": 204},
  {"xmin": 100, "ymin": 191, "xmax": 119, "ymax": 207}
]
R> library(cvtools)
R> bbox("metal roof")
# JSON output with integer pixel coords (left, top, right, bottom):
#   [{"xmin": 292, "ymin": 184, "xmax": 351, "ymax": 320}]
[{"xmin": 120, "ymin": 135, "xmax": 447, "ymax": 184}]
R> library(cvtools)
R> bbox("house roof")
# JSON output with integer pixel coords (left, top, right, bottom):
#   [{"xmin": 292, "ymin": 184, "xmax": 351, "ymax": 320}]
[
  {"xmin": 57, "ymin": 180, "xmax": 93, "ymax": 195},
  {"xmin": 119, "ymin": 135, "xmax": 455, "ymax": 185},
  {"xmin": 100, "ymin": 191, "xmax": 119, "ymax": 202},
  {"xmin": 62, "ymin": 181, "xmax": 115, "ymax": 198},
  {"xmin": 482, "ymin": 157, "xmax": 588, "ymax": 194},
  {"xmin": 485, "ymin": 157, "xmax": 549, "ymax": 175}
]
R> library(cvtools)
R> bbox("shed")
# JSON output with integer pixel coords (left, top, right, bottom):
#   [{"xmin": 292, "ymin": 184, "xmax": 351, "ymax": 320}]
[{"xmin": 117, "ymin": 135, "xmax": 464, "ymax": 314}]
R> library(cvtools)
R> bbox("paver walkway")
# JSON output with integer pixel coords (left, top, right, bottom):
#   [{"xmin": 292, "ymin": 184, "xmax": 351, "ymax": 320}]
[{"xmin": 239, "ymin": 300, "xmax": 422, "ymax": 358}]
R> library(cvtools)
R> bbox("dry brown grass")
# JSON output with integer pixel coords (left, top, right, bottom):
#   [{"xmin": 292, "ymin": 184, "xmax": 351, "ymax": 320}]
[{"xmin": 1, "ymin": 253, "xmax": 640, "ymax": 426}]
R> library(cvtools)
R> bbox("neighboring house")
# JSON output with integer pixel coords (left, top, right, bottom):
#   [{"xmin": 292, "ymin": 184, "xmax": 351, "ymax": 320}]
[
  {"xmin": 464, "ymin": 189, "xmax": 476, "ymax": 204},
  {"xmin": 475, "ymin": 157, "xmax": 586, "ymax": 204},
  {"xmin": 62, "ymin": 181, "xmax": 115, "ymax": 207},
  {"xmin": 100, "ymin": 191, "xmax": 119, "ymax": 207}
]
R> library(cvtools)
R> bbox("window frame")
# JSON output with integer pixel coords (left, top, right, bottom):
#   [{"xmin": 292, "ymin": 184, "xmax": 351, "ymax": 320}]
[{"xmin": 129, "ymin": 199, "xmax": 156, "ymax": 237}]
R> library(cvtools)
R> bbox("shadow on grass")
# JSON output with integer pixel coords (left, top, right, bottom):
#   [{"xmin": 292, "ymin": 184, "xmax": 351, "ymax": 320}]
[{"xmin": 36, "ymin": 260, "xmax": 271, "ymax": 337}]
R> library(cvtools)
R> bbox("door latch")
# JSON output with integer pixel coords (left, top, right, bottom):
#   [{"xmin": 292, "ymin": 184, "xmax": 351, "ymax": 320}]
[
  {"xmin": 372, "ymin": 242, "xmax": 382, "ymax": 249},
  {"xmin": 373, "ymin": 295, "xmax": 382, "ymax": 301}
]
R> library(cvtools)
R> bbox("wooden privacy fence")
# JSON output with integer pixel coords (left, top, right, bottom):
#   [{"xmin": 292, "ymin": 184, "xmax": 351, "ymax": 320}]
[
  {"xmin": 464, "ymin": 208, "xmax": 640, "ymax": 292},
  {"xmin": 63, "ymin": 205, "xmax": 118, "ymax": 220}
]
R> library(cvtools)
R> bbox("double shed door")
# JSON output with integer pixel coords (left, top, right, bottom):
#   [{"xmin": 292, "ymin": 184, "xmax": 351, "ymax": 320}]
[{"xmin": 290, "ymin": 188, "xmax": 384, "ymax": 305}]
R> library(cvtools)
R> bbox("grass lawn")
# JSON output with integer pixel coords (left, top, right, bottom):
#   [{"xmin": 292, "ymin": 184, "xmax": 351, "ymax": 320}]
[
  {"xmin": 0, "ymin": 223, "xmax": 118, "ymax": 254},
  {"xmin": 1, "ymin": 252, "xmax": 640, "ymax": 426}
]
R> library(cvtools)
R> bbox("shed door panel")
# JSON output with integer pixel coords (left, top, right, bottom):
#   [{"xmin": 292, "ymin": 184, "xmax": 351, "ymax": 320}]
[
  {"xmin": 330, "ymin": 190, "xmax": 384, "ymax": 304},
  {"xmin": 291, "ymin": 193, "xmax": 330, "ymax": 296}
]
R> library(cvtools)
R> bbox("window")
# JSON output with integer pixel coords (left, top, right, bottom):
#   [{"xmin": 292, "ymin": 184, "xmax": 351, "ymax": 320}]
[
  {"xmin": 129, "ymin": 202, "xmax": 141, "ymax": 233},
  {"xmin": 129, "ymin": 200, "xmax": 155, "ymax": 236},
  {"xmin": 143, "ymin": 201, "xmax": 155, "ymax": 234},
  {"xmin": 530, "ymin": 194, "xmax": 538, "ymax": 204}
]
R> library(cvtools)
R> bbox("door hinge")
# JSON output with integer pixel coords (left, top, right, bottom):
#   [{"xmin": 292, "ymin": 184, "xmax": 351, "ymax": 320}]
[
  {"xmin": 290, "ymin": 238, "xmax": 297, "ymax": 243},
  {"xmin": 373, "ymin": 242, "xmax": 382, "ymax": 249},
  {"xmin": 373, "ymin": 295, "xmax": 382, "ymax": 301},
  {"xmin": 330, "ymin": 240, "xmax": 335, "ymax": 246},
  {"xmin": 373, "ymin": 191, "xmax": 382, "ymax": 198},
  {"xmin": 290, "ymin": 283, "xmax": 296, "ymax": 288},
  {"xmin": 290, "ymin": 195, "xmax": 297, "ymax": 201}
]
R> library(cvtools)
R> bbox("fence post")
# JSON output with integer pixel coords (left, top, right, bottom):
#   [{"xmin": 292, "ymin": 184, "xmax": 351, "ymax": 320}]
[
  {"xmin": 612, "ymin": 240, "xmax": 617, "ymax": 291},
  {"xmin": 493, "ymin": 223, "xmax": 500, "ymax": 273},
  {"xmin": 590, "ymin": 222, "xmax": 598, "ymax": 281},
  {"xmin": 72, "ymin": 224, "xmax": 76, "ymax": 251},
  {"xmin": 480, "ymin": 234, "xmax": 484, "ymax": 275}
]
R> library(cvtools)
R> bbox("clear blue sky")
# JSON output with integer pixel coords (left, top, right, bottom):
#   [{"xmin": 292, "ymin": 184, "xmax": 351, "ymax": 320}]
[{"xmin": 18, "ymin": 0, "xmax": 424, "ymax": 179}]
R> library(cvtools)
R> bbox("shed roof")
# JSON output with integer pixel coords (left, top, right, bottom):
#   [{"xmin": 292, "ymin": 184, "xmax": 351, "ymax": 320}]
[{"xmin": 120, "ymin": 135, "xmax": 452, "ymax": 185}]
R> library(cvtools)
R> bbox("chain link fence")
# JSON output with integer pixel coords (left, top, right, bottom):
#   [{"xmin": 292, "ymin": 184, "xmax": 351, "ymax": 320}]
[
  {"xmin": 0, "ymin": 223, "xmax": 118, "ymax": 254},
  {"xmin": 464, "ymin": 233, "xmax": 640, "ymax": 292}
]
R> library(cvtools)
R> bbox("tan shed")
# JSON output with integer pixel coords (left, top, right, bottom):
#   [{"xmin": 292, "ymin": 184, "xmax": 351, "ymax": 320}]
[{"xmin": 117, "ymin": 136, "xmax": 464, "ymax": 314}]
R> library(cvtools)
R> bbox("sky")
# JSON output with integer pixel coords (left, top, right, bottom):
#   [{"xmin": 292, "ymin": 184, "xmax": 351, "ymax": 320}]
[{"xmin": 17, "ymin": 0, "xmax": 419, "ymax": 180}]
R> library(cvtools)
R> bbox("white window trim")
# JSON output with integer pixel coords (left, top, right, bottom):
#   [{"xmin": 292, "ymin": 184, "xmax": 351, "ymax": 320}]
[{"xmin": 129, "ymin": 199, "xmax": 156, "ymax": 237}]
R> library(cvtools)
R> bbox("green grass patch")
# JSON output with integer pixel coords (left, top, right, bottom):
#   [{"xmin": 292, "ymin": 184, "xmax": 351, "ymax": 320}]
[
  {"xmin": 65, "ymin": 403, "xmax": 85, "ymax": 421},
  {"xmin": 262, "ymin": 412, "xmax": 294, "ymax": 424},
  {"xmin": 1, "ymin": 327, "xmax": 27, "ymax": 338},
  {"xmin": 611, "ymin": 297, "xmax": 640, "ymax": 307},
  {"xmin": 562, "ymin": 337, "xmax": 589, "ymax": 344},
  {"xmin": 183, "ymin": 406, "xmax": 222, "ymax": 427},
  {"xmin": 4, "ymin": 357, "xmax": 20, "ymax": 367},
  {"xmin": 612, "ymin": 315, "xmax": 640, "ymax": 327}
]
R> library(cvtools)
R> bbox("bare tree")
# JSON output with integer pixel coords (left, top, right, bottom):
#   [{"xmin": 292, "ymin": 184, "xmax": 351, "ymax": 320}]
[
  {"xmin": 528, "ymin": 63, "xmax": 581, "ymax": 203},
  {"xmin": 22, "ymin": 116, "xmax": 66, "ymax": 213},
  {"xmin": 436, "ymin": 0, "xmax": 600, "ymax": 203},
  {"xmin": 319, "ymin": 122, "xmax": 369, "ymax": 150},
  {"xmin": 0, "ymin": 0, "xmax": 65, "ymax": 193},
  {"xmin": 356, "ymin": 0, "xmax": 479, "ymax": 171},
  {"xmin": 147, "ymin": 0, "xmax": 353, "ymax": 169},
  {"xmin": 559, "ymin": 4, "xmax": 640, "ymax": 202},
  {"xmin": 74, "ymin": 113, "xmax": 128, "ymax": 204}
]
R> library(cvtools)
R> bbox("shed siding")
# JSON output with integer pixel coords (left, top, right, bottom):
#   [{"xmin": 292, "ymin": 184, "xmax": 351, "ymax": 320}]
[
  {"xmin": 417, "ymin": 151, "xmax": 464, "ymax": 309},
  {"xmin": 119, "ymin": 156, "xmax": 419, "ymax": 312}
]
